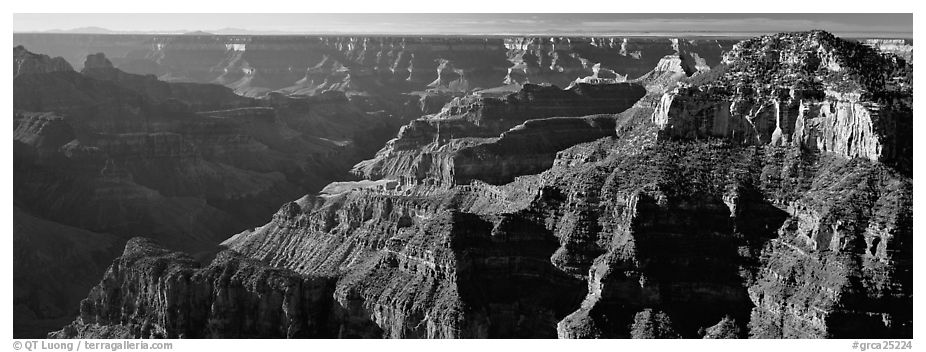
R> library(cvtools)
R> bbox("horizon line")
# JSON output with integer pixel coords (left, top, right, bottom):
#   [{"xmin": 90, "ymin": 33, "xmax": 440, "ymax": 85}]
[{"xmin": 12, "ymin": 30, "xmax": 914, "ymax": 38}]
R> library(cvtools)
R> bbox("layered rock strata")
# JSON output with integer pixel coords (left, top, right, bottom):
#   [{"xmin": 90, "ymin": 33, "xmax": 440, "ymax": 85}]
[
  {"xmin": 13, "ymin": 34, "xmax": 739, "ymax": 98},
  {"xmin": 653, "ymin": 30, "xmax": 912, "ymax": 174},
  {"xmin": 352, "ymin": 83, "xmax": 646, "ymax": 187},
  {"xmin": 49, "ymin": 31, "xmax": 913, "ymax": 339}
]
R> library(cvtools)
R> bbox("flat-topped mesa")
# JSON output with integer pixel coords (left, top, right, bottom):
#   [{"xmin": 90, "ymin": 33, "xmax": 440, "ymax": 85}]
[
  {"xmin": 13, "ymin": 45, "xmax": 73, "ymax": 77},
  {"xmin": 653, "ymin": 30, "xmax": 912, "ymax": 174},
  {"xmin": 49, "ymin": 237, "xmax": 338, "ymax": 339},
  {"xmin": 352, "ymin": 83, "xmax": 646, "ymax": 187}
]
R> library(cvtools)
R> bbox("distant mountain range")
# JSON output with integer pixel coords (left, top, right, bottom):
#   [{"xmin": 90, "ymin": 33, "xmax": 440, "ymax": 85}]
[{"xmin": 16, "ymin": 26, "xmax": 913, "ymax": 38}]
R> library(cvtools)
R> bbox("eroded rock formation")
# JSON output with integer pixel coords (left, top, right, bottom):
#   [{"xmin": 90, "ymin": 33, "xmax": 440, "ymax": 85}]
[
  {"xmin": 653, "ymin": 31, "xmax": 912, "ymax": 174},
  {"xmin": 49, "ymin": 238, "xmax": 340, "ymax": 338},
  {"xmin": 39, "ymin": 31, "xmax": 913, "ymax": 339}
]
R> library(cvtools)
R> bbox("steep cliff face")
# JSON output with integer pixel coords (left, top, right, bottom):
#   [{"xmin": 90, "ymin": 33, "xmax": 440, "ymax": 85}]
[
  {"xmin": 653, "ymin": 31, "xmax": 912, "ymax": 174},
  {"xmin": 747, "ymin": 155, "xmax": 912, "ymax": 338},
  {"xmin": 48, "ymin": 31, "xmax": 912, "ymax": 339}
]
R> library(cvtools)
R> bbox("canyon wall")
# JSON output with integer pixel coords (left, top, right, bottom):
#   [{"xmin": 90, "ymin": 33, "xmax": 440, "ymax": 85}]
[{"xmin": 34, "ymin": 30, "xmax": 913, "ymax": 339}]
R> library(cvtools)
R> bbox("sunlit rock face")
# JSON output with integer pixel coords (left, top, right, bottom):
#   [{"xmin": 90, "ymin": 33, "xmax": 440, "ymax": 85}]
[
  {"xmin": 41, "ymin": 30, "xmax": 911, "ymax": 340},
  {"xmin": 653, "ymin": 30, "xmax": 912, "ymax": 175}
]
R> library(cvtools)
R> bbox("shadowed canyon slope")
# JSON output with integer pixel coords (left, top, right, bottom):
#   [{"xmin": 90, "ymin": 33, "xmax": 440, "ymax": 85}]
[
  {"xmin": 14, "ymin": 30, "xmax": 912, "ymax": 339},
  {"xmin": 12, "ymin": 45, "xmax": 411, "ymax": 337}
]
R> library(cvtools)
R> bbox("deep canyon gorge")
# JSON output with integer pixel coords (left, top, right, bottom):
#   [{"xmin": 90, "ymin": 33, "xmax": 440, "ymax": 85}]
[{"xmin": 12, "ymin": 31, "xmax": 912, "ymax": 339}]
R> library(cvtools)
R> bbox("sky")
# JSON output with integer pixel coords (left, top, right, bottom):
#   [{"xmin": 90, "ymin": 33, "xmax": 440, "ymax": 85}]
[{"xmin": 12, "ymin": 13, "xmax": 913, "ymax": 37}]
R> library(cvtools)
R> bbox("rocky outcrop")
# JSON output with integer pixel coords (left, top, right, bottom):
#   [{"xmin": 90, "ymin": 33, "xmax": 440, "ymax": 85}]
[
  {"xmin": 702, "ymin": 316, "xmax": 743, "ymax": 338},
  {"xmin": 14, "ymin": 45, "xmax": 73, "ymax": 77},
  {"xmin": 547, "ymin": 31, "xmax": 912, "ymax": 339},
  {"xmin": 49, "ymin": 238, "xmax": 339, "ymax": 338},
  {"xmin": 747, "ymin": 158, "xmax": 912, "ymax": 338},
  {"xmin": 653, "ymin": 31, "xmax": 912, "ymax": 174},
  {"xmin": 630, "ymin": 309, "xmax": 681, "ymax": 338},
  {"xmin": 221, "ymin": 188, "xmax": 585, "ymax": 338}
]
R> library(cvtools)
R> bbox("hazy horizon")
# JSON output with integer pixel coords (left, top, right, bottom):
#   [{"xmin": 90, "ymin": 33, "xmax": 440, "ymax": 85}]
[{"xmin": 13, "ymin": 13, "xmax": 913, "ymax": 37}]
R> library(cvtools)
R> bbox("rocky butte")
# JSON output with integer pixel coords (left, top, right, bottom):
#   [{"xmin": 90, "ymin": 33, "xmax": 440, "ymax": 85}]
[{"xmin": 14, "ymin": 30, "xmax": 912, "ymax": 339}]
